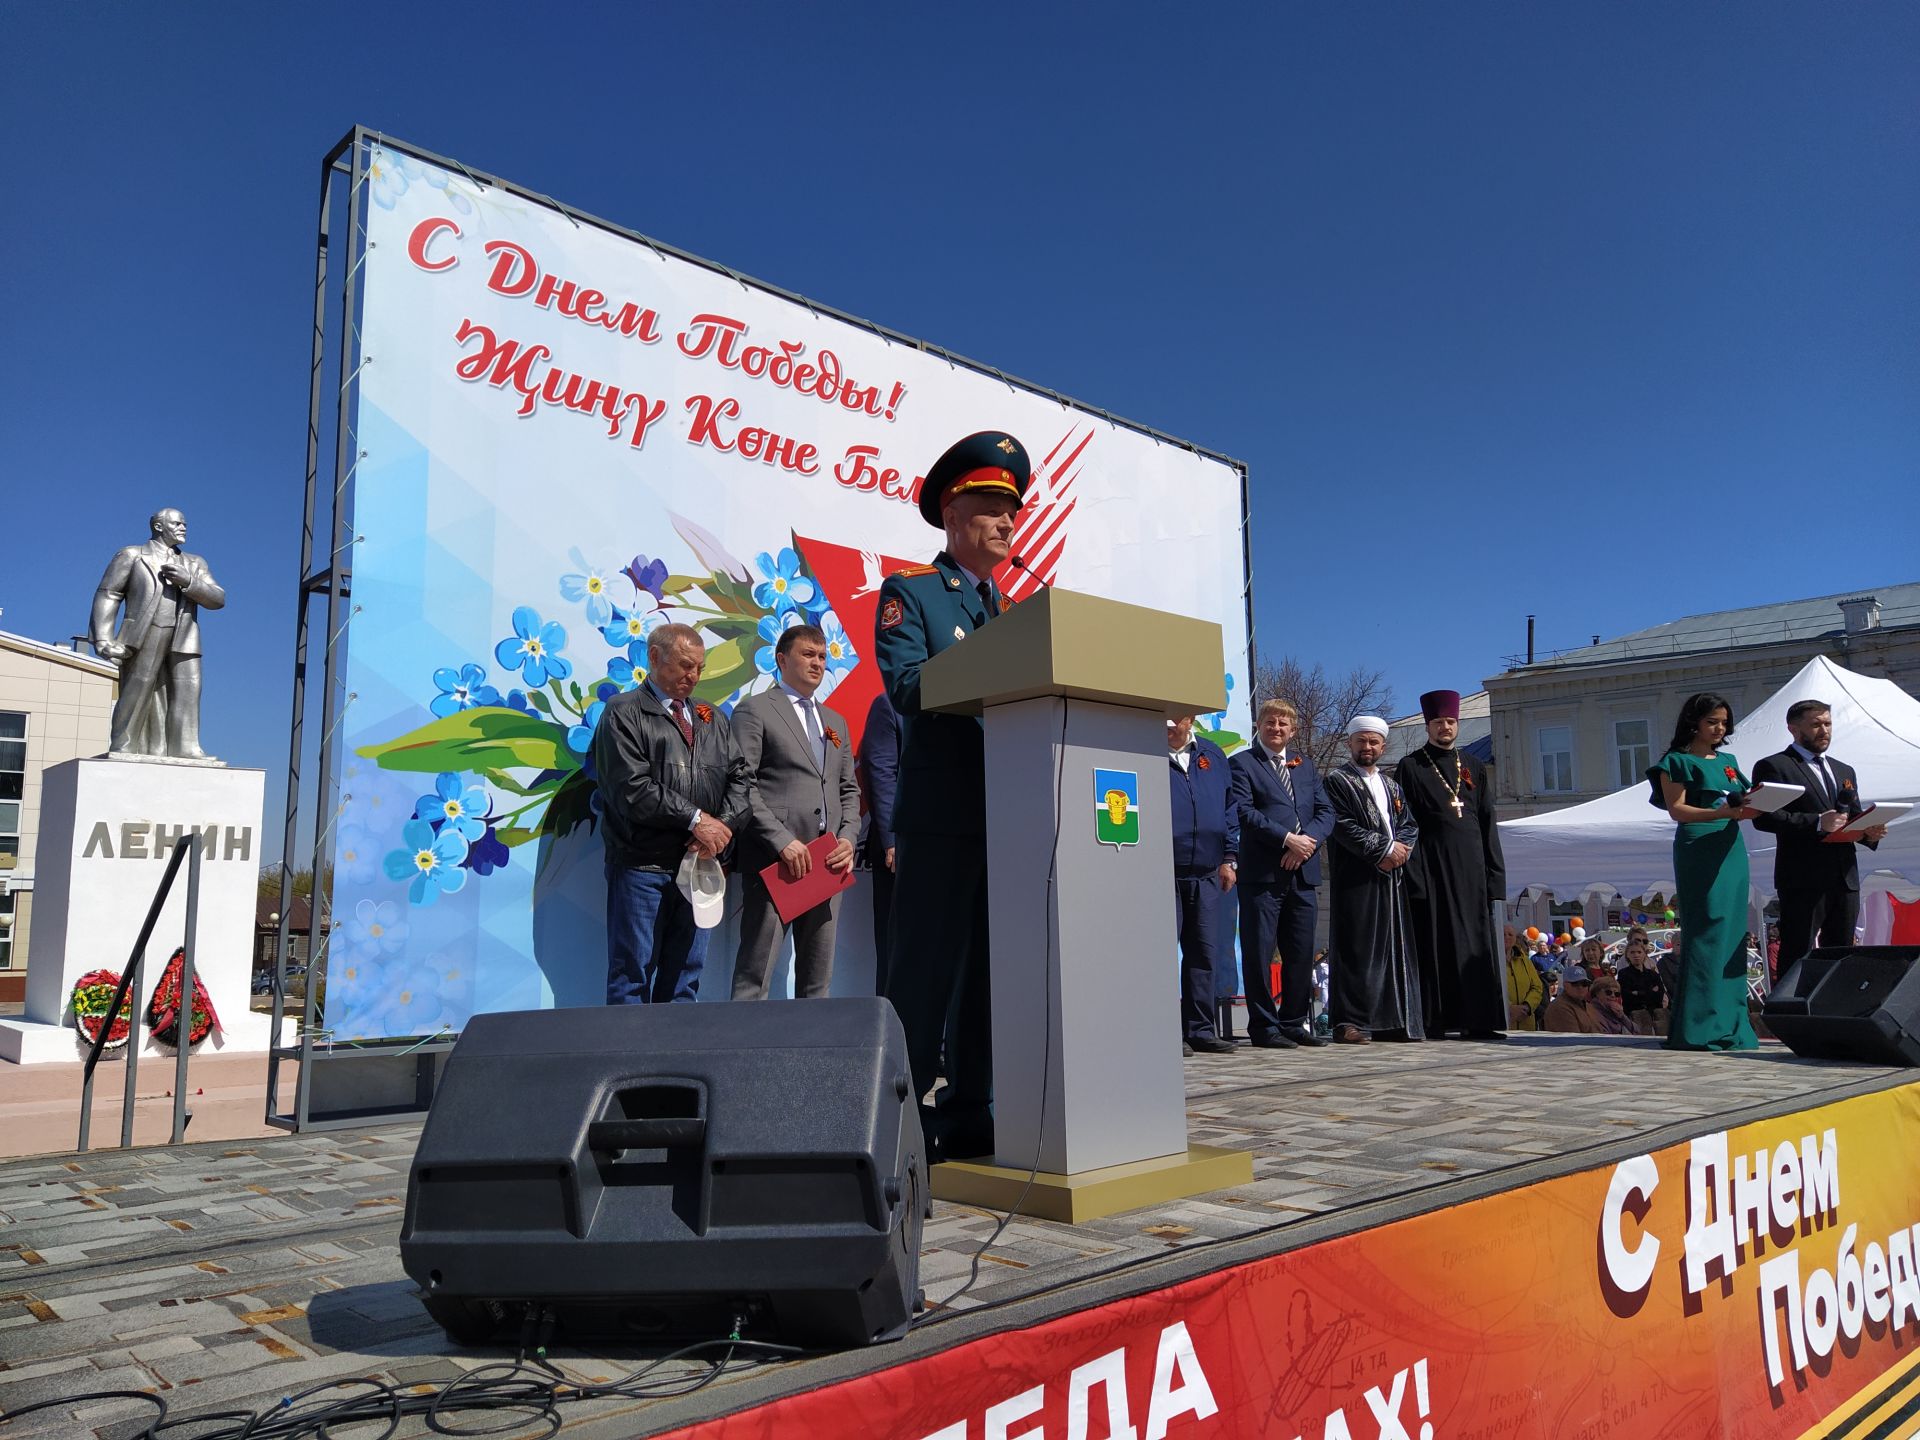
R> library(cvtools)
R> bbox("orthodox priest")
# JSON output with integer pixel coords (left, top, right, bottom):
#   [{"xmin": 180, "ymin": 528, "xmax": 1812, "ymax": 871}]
[
  {"xmin": 1398, "ymin": 689, "xmax": 1508, "ymax": 1039},
  {"xmin": 1323, "ymin": 715, "xmax": 1423, "ymax": 1043}
]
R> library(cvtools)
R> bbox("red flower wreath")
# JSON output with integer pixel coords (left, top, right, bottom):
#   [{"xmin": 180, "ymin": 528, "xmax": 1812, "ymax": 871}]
[
  {"xmin": 146, "ymin": 946, "xmax": 221, "ymax": 1048},
  {"xmin": 693, "ymin": 703, "xmax": 714, "ymax": 725},
  {"xmin": 70, "ymin": 969, "xmax": 134, "ymax": 1049},
  {"xmin": 1196, "ymin": 753, "xmax": 1212, "ymax": 771},
  {"xmin": 823, "ymin": 725, "xmax": 842, "ymax": 749}
]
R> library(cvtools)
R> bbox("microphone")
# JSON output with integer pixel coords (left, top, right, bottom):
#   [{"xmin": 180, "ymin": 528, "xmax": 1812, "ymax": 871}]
[{"xmin": 1008, "ymin": 555, "xmax": 1049, "ymax": 589}]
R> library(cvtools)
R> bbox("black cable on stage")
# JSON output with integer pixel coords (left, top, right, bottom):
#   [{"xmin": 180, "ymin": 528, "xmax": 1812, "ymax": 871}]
[
  {"xmin": 0, "ymin": 1332, "xmax": 803, "ymax": 1440},
  {"xmin": 921, "ymin": 695, "xmax": 1072, "ymax": 1322},
  {"xmin": 0, "ymin": 1389, "xmax": 168, "ymax": 1433}
]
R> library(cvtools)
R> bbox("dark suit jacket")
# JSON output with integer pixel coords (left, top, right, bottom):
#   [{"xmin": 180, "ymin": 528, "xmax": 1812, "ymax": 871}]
[
  {"xmin": 1228, "ymin": 745, "xmax": 1336, "ymax": 887},
  {"xmin": 731, "ymin": 687, "xmax": 862, "ymax": 873},
  {"xmin": 857, "ymin": 690, "xmax": 903, "ymax": 859},
  {"xmin": 1751, "ymin": 748, "xmax": 1878, "ymax": 893}
]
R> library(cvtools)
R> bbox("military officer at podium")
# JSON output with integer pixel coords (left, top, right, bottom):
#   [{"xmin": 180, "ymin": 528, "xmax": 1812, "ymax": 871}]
[{"xmin": 873, "ymin": 430, "xmax": 1030, "ymax": 1162}]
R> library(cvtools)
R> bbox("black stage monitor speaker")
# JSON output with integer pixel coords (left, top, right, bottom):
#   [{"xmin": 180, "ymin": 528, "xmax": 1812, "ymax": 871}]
[
  {"xmin": 401, "ymin": 997, "xmax": 928, "ymax": 1349},
  {"xmin": 1762, "ymin": 946, "xmax": 1920, "ymax": 1066}
]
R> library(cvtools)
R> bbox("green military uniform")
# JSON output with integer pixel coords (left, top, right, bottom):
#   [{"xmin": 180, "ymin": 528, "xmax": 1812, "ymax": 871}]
[{"xmin": 874, "ymin": 431, "xmax": 1030, "ymax": 1161}]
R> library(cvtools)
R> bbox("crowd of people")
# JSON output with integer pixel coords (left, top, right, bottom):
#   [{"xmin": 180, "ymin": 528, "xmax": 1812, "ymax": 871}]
[{"xmin": 585, "ymin": 425, "xmax": 1896, "ymax": 1161}]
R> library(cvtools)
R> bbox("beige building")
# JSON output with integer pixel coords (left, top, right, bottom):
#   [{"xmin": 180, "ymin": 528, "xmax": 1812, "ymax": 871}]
[
  {"xmin": 0, "ymin": 631, "xmax": 118, "ymax": 1002},
  {"xmin": 1485, "ymin": 587, "xmax": 1920, "ymax": 821}
]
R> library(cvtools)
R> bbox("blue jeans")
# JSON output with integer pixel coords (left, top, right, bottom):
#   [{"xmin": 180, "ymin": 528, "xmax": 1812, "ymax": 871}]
[{"xmin": 606, "ymin": 863, "xmax": 707, "ymax": 1004}]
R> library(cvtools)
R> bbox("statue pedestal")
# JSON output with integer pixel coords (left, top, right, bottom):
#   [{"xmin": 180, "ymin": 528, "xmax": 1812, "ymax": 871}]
[{"xmin": 0, "ymin": 758, "xmax": 271, "ymax": 1065}]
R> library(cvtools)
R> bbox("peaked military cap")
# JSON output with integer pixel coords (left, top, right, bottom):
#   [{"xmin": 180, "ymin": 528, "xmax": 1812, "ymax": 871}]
[{"xmin": 917, "ymin": 431, "xmax": 1032, "ymax": 527}]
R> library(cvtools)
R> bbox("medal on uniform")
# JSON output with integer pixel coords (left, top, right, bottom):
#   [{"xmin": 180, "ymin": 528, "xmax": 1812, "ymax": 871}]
[{"xmin": 953, "ymin": 625, "xmax": 966, "ymax": 640}]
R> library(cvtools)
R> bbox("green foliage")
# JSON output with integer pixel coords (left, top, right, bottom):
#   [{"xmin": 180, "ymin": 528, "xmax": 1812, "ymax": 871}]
[{"xmin": 356, "ymin": 709, "xmax": 580, "ymax": 776}]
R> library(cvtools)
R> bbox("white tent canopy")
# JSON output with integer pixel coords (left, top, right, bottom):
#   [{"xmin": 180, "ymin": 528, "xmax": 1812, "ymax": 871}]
[{"xmin": 1500, "ymin": 656, "xmax": 1920, "ymax": 902}]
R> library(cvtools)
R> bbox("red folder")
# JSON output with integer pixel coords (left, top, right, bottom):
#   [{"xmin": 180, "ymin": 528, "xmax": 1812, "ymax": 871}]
[{"xmin": 758, "ymin": 832, "xmax": 855, "ymax": 924}]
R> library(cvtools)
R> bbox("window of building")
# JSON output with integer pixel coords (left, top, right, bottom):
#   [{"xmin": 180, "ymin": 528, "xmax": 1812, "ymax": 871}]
[
  {"xmin": 0, "ymin": 887, "xmax": 13, "ymax": 969},
  {"xmin": 1614, "ymin": 718, "xmax": 1652, "ymax": 789},
  {"xmin": 0, "ymin": 712, "xmax": 23, "ymax": 812},
  {"xmin": 1537, "ymin": 725, "xmax": 1574, "ymax": 794}
]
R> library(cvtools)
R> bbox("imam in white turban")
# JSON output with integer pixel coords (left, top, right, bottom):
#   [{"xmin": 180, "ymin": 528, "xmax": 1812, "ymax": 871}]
[{"xmin": 1346, "ymin": 715, "xmax": 1390, "ymax": 739}]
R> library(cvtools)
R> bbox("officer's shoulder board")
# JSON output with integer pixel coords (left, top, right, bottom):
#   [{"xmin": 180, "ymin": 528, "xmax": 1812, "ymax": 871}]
[{"xmin": 891, "ymin": 564, "xmax": 940, "ymax": 578}]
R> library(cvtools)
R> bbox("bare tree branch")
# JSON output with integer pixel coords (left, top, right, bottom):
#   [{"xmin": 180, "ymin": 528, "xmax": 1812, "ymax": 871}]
[{"xmin": 1253, "ymin": 657, "xmax": 1395, "ymax": 771}]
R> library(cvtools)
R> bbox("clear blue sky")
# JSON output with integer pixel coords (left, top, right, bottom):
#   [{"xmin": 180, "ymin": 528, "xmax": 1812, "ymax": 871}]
[{"xmin": 4, "ymin": 4, "xmax": 1916, "ymax": 860}]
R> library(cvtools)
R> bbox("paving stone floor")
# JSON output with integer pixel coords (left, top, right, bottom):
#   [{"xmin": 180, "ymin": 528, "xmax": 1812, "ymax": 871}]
[{"xmin": 1, "ymin": 1034, "xmax": 1909, "ymax": 1438}]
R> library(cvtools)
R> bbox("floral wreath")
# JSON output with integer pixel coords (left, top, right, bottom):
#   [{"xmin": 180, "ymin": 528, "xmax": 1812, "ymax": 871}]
[
  {"xmin": 146, "ymin": 947, "xmax": 221, "ymax": 1048},
  {"xmin": 70, "ymin": 969, "xmax": 135, "ymax": 1049}
]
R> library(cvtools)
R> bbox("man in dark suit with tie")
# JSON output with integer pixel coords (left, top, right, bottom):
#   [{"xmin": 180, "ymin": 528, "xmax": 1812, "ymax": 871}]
[
  {"xmin": 1751, "ymin": 699, "xmax": 1887, "ymax": 967},
  {"xmin": 873, "ymin": 430, "xmax": 1029, "ymax": 1160},
  {"xmin": 1228, "ymin": 698, "xmax": 1336, "ymax": 1048},
  {"xmin": 730, "ymin": 625, "xmax": 863, "ymax": 999}
]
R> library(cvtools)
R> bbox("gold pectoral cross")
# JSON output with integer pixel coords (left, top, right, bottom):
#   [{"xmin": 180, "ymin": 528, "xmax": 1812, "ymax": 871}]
[{"xmin": 1449, "ymin": 796, "xmax": 1464, "ymax": 818}]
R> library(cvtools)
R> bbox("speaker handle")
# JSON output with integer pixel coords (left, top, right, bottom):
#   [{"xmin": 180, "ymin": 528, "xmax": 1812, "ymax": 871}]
[{"xmin": 587, "ymin": 1118, "xmax": 706, "ymax": 1150}]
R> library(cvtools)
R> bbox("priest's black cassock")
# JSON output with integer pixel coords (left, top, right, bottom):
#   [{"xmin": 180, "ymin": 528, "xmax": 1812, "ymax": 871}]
[
  {"xmin": 1398, "ymin": 742, "xmax": 1507, "ymax": 1035},
  {"xmin": 1324, "ymin": 762, "xmax": 1424, "ymax": 1038}
]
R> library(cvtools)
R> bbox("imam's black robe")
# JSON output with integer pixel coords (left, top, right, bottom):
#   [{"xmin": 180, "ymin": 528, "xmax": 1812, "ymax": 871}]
[{"xmin": 1324, "ymin": 762, "xmax": 1424, "ymax": 1038}]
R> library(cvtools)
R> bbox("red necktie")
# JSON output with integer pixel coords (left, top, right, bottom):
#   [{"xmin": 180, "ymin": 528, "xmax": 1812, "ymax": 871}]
[{"xmin": 670, "ymin": 699, "xmax": 694, "ymax": 747}]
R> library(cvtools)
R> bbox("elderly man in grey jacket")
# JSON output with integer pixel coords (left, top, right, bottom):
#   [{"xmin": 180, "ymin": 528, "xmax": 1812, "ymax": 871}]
[
  {"xmin": 91, "ymin": 508, "xmax": 226, "ymax": 760},
  {"xmin": 591, "ymin": 623, "xmax": 752, "ymax": 1004}
]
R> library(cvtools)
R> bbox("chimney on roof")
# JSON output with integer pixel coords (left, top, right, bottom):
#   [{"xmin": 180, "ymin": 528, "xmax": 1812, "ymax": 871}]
[{"xmin": 1839, "ymin": 597, "xmax": 1880, "ymax": 635}]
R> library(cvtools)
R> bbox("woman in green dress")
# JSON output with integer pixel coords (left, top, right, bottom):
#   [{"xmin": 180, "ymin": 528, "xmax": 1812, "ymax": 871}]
[{"xmin": 1647, "ymin": 693, "xmax": 1761, "ymax": 1051}]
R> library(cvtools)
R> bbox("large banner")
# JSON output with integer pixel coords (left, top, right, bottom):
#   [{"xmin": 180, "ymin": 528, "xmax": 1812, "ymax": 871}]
[
  {"xmin": 654, "ymin": 1082, "xmax": 1920, "ymax": 1440},
  {"xmin": 327, "ymin": 142, "xmax": 1249, "ymax": 1041}
]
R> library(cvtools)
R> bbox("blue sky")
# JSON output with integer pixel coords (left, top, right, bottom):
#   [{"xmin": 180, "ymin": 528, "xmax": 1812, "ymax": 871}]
[{"xmin": 3, "ymin": 4, "xmax": 1915, "ymax": 859}]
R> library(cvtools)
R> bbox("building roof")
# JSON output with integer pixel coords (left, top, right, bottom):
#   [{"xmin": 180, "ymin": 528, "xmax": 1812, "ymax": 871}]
[
  {"xmin": 1500, "ymin": 583, "xmax": 1920, "ymax": 674},
  {"xmin": 255, "ymin": 891, "xmax": 314, "ymax": 930},
  {"xmin": 0, "ymin": 628, "xmax": 119, "ymax": 679}
]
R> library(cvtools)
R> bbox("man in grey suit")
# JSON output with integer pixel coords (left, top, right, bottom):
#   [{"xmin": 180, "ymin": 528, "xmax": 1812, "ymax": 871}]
[
  {"xmin": 730, "ymin": 625, "xmax": 862, "ymax": 998},
  {"xmin": 91, "ymin": 508, "xmax": 226, "ymax": 760}
]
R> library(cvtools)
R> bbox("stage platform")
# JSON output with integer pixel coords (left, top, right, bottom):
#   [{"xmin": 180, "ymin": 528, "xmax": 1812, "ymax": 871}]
[{"xmin": 2, "ymin": 1034, "xmax": 1915, "ymax": 1439}]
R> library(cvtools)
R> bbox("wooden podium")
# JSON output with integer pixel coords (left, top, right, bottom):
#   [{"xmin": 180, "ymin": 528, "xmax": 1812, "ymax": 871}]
[{"xmin": 917, "ymin": 587, "xmax": 1253, "ymax": 1222}]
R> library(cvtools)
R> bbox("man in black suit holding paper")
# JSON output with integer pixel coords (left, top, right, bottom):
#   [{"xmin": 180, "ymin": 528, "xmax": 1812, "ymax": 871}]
[
  {"xmin": 1752, "ymin": 699, "xmax": 1888, "ymax": 968},
  {"xmin": 1229, "ymin": 698, "xmax": 1336, "ymax": 1048}
]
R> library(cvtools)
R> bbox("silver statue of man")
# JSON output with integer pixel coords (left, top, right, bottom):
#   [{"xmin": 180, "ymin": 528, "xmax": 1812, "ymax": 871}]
[{"xmin": 91, "ymin": 508, "xmax": 225, "ymax": 761}]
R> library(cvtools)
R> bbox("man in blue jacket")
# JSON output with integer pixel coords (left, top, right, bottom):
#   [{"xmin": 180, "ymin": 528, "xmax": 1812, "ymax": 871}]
[
  {"xmin": 857, "ymin": 689, "xmax": 903, "ymax": 994},
  {"xmin": 1228, "ymin": 698, "xmax": 1336, "ymax": 1048},
  {"xmin": 1168, "ymin": 714, "xmax": 1238, "ymax": 1055},
  {"xmin": 873, "ymin": 430, "xmax": 1029, "ymax": 1162}
]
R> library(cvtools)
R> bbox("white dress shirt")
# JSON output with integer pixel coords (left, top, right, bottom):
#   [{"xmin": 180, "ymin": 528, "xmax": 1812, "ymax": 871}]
[
  {"xmin": 1792, "ymin": 742, "xmax": 1838, "ymax": 807},
  {"xmin": 777, "ymin": 680, "xmax": 827, "ymax": 772}
]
